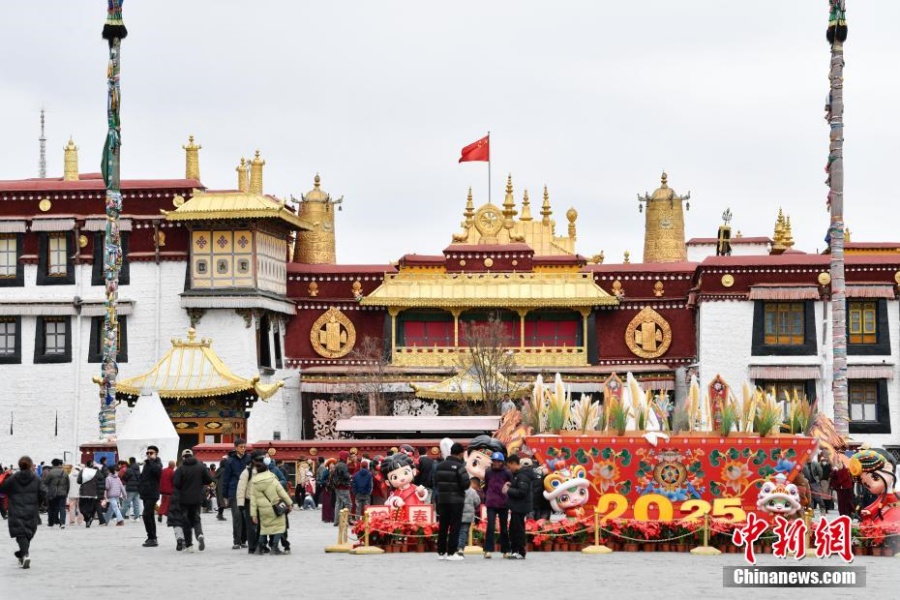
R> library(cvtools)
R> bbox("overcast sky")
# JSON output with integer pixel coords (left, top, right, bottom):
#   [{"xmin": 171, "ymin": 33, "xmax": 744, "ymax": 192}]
[{"xmin": 3, "ymin": 1, "xmax": 898, "ymax": 264}]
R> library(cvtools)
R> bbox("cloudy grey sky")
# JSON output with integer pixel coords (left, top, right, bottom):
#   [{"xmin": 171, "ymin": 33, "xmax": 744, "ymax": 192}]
[{"xmin": 3, "ymin": 1, "xmax": 898, "ymax": 264}]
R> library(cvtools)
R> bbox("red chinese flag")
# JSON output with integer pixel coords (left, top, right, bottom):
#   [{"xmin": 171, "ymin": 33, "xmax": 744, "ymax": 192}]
[{"xmin": 458, "ymin": 135, "xmax": 490, "ymax": 163}]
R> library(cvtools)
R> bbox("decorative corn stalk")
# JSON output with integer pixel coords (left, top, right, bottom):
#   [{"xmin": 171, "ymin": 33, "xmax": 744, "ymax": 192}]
[
  {"xmin": 826, "ymin": 0, "xmax": 849, "ymax": 437},
  {"xmin": 98, "ymin": 0, "xmax": 127, "ymax": 440}
]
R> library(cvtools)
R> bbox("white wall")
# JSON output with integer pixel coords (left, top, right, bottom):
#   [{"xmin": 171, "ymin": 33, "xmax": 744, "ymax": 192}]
[{"xmin": 698, "ymin": 299, "xmax": 900, "ymax": 449}]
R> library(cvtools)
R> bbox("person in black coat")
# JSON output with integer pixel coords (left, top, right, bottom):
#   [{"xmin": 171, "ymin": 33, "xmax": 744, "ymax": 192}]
[
  {"xmin": 433, "ymin": 443, "xmax": 470, "ymax": 559},
  {"xmin": 505, "ymin": 454, "xmax": 534, "ymax": 559},
  {"xmin": 173, "ymin": 449, "xmax": 213, "ymax": 551},
  {"xmin": 139, "ymin": 445, "xmax": 163, "ymax": 547},
  {"xmin": 0, "ymin": 456, "xmax": 47, "ymax": 569}
]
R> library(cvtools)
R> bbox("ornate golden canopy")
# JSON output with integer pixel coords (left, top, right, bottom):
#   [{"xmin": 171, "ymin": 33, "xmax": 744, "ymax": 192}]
[
  {"xmin": 411, "ymin": 363, "xmax": 532, "ymax": 402},
  {"xmin": 163, "ymin": 189, "xmax": 311, "ymax": 230},
  {"xmin": 104, "ymin": 328, "xmax": 284, "ymax": 400},
  {"xmin": 360, "ymin": 271, "xmax": 618, "ymax": 309}
]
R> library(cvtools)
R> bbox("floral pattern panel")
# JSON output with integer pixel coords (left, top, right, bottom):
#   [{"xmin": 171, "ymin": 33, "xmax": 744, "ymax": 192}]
[{"xmin": 311, "ymin": 398, "xmax": 357, "ymax": 440}]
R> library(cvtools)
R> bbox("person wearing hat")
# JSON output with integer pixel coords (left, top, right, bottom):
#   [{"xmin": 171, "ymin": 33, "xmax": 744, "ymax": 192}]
[
  {"xmin": 173, "ymin": 448, "xmax": 213, "ymax": 552},
  {"xmin": 138, "ymin": 445, "xmax": 163, "ymax": 547},
  {"xmin": 849, "ymin": 449, "xmax": 900, "ymax": 527},
  {"xmin": 482, "ymin": 451, "xmax": 512, "ymax": 559},
  {"xmin": 433, "ymin": 442, "xmax": 470, "ymax": 560}
]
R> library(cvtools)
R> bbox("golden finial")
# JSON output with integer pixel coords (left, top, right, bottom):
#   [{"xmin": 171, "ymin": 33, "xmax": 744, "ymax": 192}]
[
  {"xmin": 590, "ymin": 251, "xmax": 605, "ymax": 265},
  {"xmin": 844, "ymin": 227, "xmax": 851, "ymax": 242},
  {"xmin": 502, "ymin": 174, "xmax": 517, "ymax": 224},
  {"xmin": 186, "ymin": 327, "xmax": 197, "ymax": 342},
  {"xmin": 783, "ymin": 215, "xmax": 794, "ymax": 249},
  {"xmin": 624, "ymin": 250, "xmax": 631, "ymax": 264},
  {"xmin": 541, "ymin": 185, "xmax": 552, "ymax": 224},
  {"xmin": 250, "ymin": 150, "xmax": 265, "ymax": 194},
  {"xmin": 183, "ymin": 135, "xmax": 201, "ymax": 180},
  {"xmin": 660, "ymin": 171, "xmax": 668, "ymax": 188},
  {"xmin": 519, "ymin": 189, "xmax": 532, "ymax": 221},
  {"xmin": 314, "ymin": 173, "xmax": 321, "ymax": 188},
  {"xmin": 63, "ymin": 137, "xmax": 79, "ymax": 181},
  {"xmin": 735, "ymin": 230, "xmax": 743, "ymax": 238},
  {"xmin": 566, "ymin": 207, "xmax": 577, "ymax": 239},
  {"xmin": 464, "ymin": 187, "xmax": 475, "ymax": 220},
  {"xmin": 772, "ymin": 208, "xmax": 786, "ymax": 249},
  {"xmin": 236, "ymin": 157, "xmax": 249, "ymax": 192}
]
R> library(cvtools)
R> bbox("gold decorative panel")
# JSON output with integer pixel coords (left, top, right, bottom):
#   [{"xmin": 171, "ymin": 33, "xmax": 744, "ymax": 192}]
[
  {"xmin": 625, "ymin": 306, "xmax": 672, "ymax": 359},
  {"xmin": 310, "ymin": 307, "xmax": 356, "ymax": 359},
  {"xmin": 391, "ymin": 346, "xmax": 588, "ymax": 368}
]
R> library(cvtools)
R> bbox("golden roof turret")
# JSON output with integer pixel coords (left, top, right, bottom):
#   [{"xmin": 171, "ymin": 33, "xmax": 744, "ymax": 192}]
[
  {"xmin": 295, "ymin": 173, "xmax": 341, "ymax": 265},
  {"xmin": 182, "ymin": 135, "xmax": 201, "ymax": 181},
  {"xmin": 541, "ymin": 185, "xmax": 552, "ymax": 225},
  {"xmin": 236, "ymin": 157, "xmax": 249, "ymax": 192},
  {"xmin": 63, "ymin": 137, "xmax": 79, "ymax": 181},
  {"xmin": 519, "ymin": 189, "xmax": 533, "ymax": 221},
  {"xmin": 637, "ymin": 171, "xmax": 690, "ymax": 263},
  {"xmin": 783, "ymin": 215, "xmax": 795, "ymax": 249},
  {"xmin": 249, "ymin": 150, "xmax": 265, "ymax": 194}
]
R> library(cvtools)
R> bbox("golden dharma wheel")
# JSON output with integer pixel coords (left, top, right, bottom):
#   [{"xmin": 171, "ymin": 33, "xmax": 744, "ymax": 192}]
[
  {"xmin": 309, "ymin": 448, "xmax": 318, "ymax": 456},
  {"xmin": 721, "ymin": 274, "xmax": 734, "ymax": 288},
  {"xmin": 818, "ymin": 272, "xmax": 832, "ymax": 286}
]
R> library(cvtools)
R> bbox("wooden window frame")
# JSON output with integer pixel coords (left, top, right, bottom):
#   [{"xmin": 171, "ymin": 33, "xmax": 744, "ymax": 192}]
[
  {"xmin": 847, "ymin": 299, "xmax": 890, "ymax": 355},
  {"xmin": 88, "ymin": 316, "xmax": 128, "ymax": 363},
  {"xmin": 752, "ymin": 301, "xmax": 817, "ymax": 356},
  {"xmin": 849, "ymin": 380, "xmax": 891, "ymax": 434},
  {"xmin": 34, "ymin": 316, "xmax": 72, "ymax": 364},
  {"xmin": 0, "ymin": 317, "xmax": 22, "ymax": 364}
]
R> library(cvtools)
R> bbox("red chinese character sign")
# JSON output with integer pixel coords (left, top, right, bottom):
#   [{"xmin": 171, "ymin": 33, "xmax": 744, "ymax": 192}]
[{"xmin": 526, "ymin": 434, "xmax": 818, "ymax": 520}]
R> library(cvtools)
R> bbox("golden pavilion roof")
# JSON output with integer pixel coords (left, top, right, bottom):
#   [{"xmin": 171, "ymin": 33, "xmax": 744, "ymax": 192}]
[
  {"xmin": 107, "ymin": 328, "xmax": 284, "ymax": 400},
  {"xmin": 411, "ymin": 363, "xmax": 532, "ymax": 402},
  {"xmin": 360, "ymin": 271, "xmax": 618, "ymax": 309},
  {"xmin": 163, "ymin": 189, "xmax": 311, "ymax": 230}
]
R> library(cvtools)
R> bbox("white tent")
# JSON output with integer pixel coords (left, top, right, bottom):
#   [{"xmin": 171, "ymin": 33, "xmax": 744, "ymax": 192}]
[{"xmin": 116, "ymin": 391, "xmax": 180, "ymax": 466}]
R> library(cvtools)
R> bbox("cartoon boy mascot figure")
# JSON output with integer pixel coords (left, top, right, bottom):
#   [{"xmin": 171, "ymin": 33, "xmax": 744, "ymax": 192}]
[{"xmin": 464, "ymin": 435, "xmax": 507, "ymax": 483}]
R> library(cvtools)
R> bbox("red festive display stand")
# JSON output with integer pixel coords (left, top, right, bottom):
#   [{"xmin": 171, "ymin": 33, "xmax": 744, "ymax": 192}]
[{"xmin": 526, "ymin": 433, "xmax": 818, "ymax": 520}]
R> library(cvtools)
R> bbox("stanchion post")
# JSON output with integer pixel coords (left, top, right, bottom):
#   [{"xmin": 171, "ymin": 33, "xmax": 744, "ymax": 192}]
[
  {"xmin": 463, "ymin": 518, "xmax": 484, "ymax": 555},
  {"xmin": 351, "ymin": 509, "xmax": 384, "ymax": 555},
  {"xmin": 690, "ymin": 513, "xmax": 722, "ymax": 555},
  {"xmin": 325, "ymin": 508, "xmax": 354, "ymax": 553},
  {"xmin": 582, "ymin": 510, "xmax": 613, "ymax": 554},
  {"xmin": 802, "ymin": 508, "xmax": 817, "ymax": 558}
]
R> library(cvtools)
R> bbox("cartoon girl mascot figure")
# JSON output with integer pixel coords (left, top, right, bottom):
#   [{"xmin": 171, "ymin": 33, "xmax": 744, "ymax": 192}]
[
  {"xmin": 849, "ymin": 449, "xmax": 900, "ymax": 526},
  {"xmin": 380, "ymin": 453, "xmax": 427, "ymax": 516},
  {"xmin": 464, "ymin": 435, "xmax": 507, "ymax": 483},
  {"xmin": 542, "ymin": 460, "xmax": 590, "ymax": 521}
]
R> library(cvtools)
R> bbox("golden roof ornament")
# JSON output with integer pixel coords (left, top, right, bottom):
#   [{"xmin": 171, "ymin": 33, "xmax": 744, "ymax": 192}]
[
  {"xmin": 464, "ymin": 187, "xmax": 475, "ymax": 222},
  {"xmin": 566, "ymin": 207, "xmax": 577, "ymax": 239},
  {"xmin": 541, "ymin": 185, "xmax": 552, "ymax": 224},
  {"xmin": 844, "ymin": 227, "xmax": 852, "ymax": 243},
  {"xmin": 783, "ymin": 216, "xmax": 795, "ymax": 249},
  {"xmin": 520, "ymin": 189, "xmax": 533, "ymax": 221},
  {"xmin": 182, "ymin": 135, "xmax": 201, "ymax": 181},
  {"xmin": 236, "ymin": 158, "xmax": 249, "ymax": 192},
  {"xmin": 63, "ymin": 137, "xmax": 79, "ymax": 181},
  {"xmin": 502, "ymin": 174, "xmax": 517, "ymax": 226},
  {"xmin": 624, "ymin": 250, "xmax": 631, "ymax": 264},
  {"xmin": 249, "ymin": 150, "xmax": 265, "ymax": 194},
  {"xmin": 771, "ymin": 208, "xmax": 787, "ymax": 254}
]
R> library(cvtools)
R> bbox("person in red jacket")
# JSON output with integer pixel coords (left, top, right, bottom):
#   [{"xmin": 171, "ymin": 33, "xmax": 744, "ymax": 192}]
[{"xmin": 157, "ymin": 460, "xmax": 176, "ymax": 522}]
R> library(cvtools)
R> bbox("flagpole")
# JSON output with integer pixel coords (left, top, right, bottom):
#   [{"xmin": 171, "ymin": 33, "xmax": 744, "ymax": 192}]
[{"xmin": 487, "ymin": 131, "xmax": 492, "ymax": 205}]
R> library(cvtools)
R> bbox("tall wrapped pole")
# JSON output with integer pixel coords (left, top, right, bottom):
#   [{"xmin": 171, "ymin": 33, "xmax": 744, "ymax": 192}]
[
  {"xmin": 826, "ymin": 1, "xmax": 848, "ymax": 436},
  {"xmin": 99, "ymin": 1, "xmax": 127, "ymax": 440}
]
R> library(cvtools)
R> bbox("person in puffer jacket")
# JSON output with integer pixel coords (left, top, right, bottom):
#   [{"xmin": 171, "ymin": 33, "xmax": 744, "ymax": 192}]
[
  {"xmin": 103, "ymin": 469, "xmax": 127, "ymax": 525},
  {"xmin": 42, "ymin": 459, "xmax": 69, "ymax": 528}
]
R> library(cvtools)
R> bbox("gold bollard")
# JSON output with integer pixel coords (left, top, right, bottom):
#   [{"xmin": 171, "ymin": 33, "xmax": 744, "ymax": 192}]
[
  {"xmin": 582, "ymin": 511, "xmax": 613, "ymax": 554},
  {"xmin": 325, "ymin": 508, "xmax": 354, "ymax": 553},
  {"xmin": 690, "ymin": 513, "xmax": 722, "ymax": 555},
  {"xmin": 802, "ymin": 508, "xmax": 817, "ymax": 558},
  {"xmin": 462, "ymin": 519, "xmax": 483, "ymax": 555},
  {"xmin": 351, "ymin": 510, "xmax": 384, "ymax": 555}
]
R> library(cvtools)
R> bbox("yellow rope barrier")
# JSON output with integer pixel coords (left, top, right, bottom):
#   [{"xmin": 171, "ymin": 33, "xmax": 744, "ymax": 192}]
[
  {"xmin": 690, "ymin": 513, "xmax": 721, "ymax": 556},
  {"xmin": 324, "ymin": 508, "xmax": 354, "ymax": 553},
  {"xmin": 350, "ymin": 510, "xmax": 384, "ymax": 555}
]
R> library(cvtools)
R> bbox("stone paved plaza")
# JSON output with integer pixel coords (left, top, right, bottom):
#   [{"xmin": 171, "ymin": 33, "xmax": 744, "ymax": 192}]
[{"xmin": 2, "ymin": 509, "xmax": 898, "ymax": 600}]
